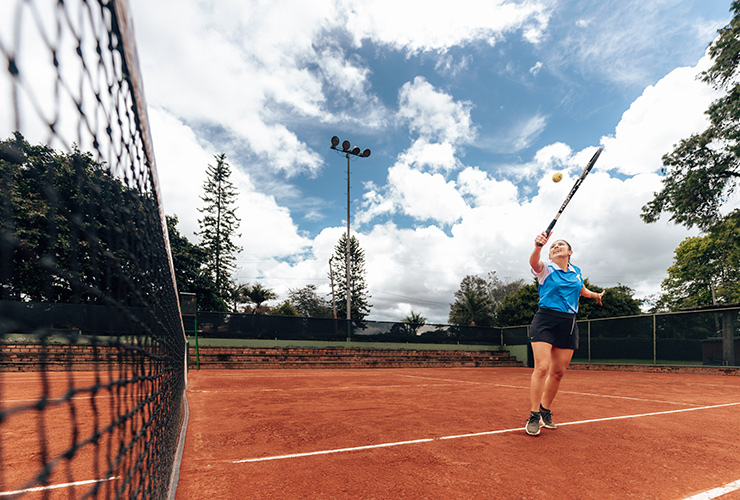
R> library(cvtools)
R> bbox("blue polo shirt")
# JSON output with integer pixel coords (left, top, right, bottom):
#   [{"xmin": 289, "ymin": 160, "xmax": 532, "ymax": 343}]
[{"xmin": 532, "ymin": 259, "xmax": 584, "ymax": 314}]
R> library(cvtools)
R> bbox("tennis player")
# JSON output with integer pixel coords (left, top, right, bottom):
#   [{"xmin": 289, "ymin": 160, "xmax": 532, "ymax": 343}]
[{"xmin": 525, "ymin": 232, "xmax": 605, "ymax": 436}]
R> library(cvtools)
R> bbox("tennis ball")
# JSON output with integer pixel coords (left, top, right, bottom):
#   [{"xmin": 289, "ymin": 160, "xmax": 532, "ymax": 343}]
[{"xmin": 552, "ymin": 172, "xmax": 563, "ymax": 183}]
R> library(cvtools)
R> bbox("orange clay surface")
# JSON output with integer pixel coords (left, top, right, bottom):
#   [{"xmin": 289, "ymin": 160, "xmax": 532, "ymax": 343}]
[
  {"xmin": 1, "ymin": 371, "xmax": 173, "ymax": 499},
  {"xmin": 2, "ymin": 367, "xmax": 740, "ymax": 499},
  {"xmin": 175, "ymin": 367, "xmax": 740, "ymax": 500}
]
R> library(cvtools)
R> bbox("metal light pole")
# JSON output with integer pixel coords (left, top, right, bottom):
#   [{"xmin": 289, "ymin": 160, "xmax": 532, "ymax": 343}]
[
  {"xmin": 330, "ymin": 136, "xmax": 370, "ymax": 339},
  {"xmin": 328, "ymin": 256, "xmax": 337, "ymax": 319}
]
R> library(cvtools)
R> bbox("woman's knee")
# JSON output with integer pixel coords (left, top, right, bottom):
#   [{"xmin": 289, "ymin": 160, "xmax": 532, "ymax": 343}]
[
  {"xmin": 533, "ymin": 363, "xmax": 550, "ymax": 378},
  {"xmin": 548, "ymin": 366, "xmax": 567, "ymax": 380}
]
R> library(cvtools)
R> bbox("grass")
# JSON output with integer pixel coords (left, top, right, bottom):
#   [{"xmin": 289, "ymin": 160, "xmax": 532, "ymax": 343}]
[
  {"xmin": 572, "ymin": 358, "xmax": 703, "ymax": 366},
  {"xmin": 185, "ymin": 337, "xmax": 504, "ymax": 351}
]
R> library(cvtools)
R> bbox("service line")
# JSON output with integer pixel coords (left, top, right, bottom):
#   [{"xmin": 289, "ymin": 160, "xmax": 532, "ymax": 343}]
[
  {"xmin": 232, "ymin": 401, "xmax": 740, "ymax": 464},
  {"xmin": 0, "ymin": 477, "xmax": 117, "ymax": 497},
  {"xmin": 681, "ymin": 478, "xmax": 740, "ymax": 500}
]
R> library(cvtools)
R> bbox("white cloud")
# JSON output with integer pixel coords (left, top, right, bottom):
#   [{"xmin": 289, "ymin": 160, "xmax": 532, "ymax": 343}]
[
  {"xmin": 511, "ymin": 114, "xmax": 549, "ymax": 151},
  {"xmin": 129, "ymin": 0, "xmax": 550, "ymax": 181},
  {"xmin": 547, "ymin": 1, "xmax": 728, "ymax": 88},
  {"xmin": 359, "ymin": 163, "xmax": 469, "ymax": 226},
  {"xmin": 150, "ymin": 107, "xmax": 310, "ymax": 266},
  {"xmin": 600, "ymin": 52, "xmax": 719, "ymax": 175},
  {"xmin": 435, "ymin": 54, "xmax": 473, "ymax": 78},
  {"xmin": 342, "ymin": 0, "xmax": 550, "ymax": 53},
  {"xmin": 398, "ymin": 139, "xmax": 460, "ymax": 173},
  {"xmin": 123, "ymin": 0, "xmax": 718, "ymax": 324},
  {"xmin": 457, "ymin": 167, "xmax": 519, "ymax": 208},
  {"xmin": 534, "ymin": 142, "xmax": 572, "ymax": 166},
  {"xmin": 397, "ymin": 77, "xmax": 476, "ymax": 145},
  {"xmin": 477, "ymin": 113, "xmax": 549, "ymax": 154}
]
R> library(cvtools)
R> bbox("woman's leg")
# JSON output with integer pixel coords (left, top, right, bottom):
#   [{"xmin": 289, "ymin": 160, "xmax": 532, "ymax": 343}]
[
  {"xmin": 529, "ymin": 342, "xmax": 552, "ymax": 412},
  {"xmin": 541, "ymin": 347, "xmax": 574, "ymax": 409}
]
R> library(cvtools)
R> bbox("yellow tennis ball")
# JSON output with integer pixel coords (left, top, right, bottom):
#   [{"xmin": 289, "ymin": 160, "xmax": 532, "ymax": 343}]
[{"xmin": 552, "ymin": 172, "xmax": 563, "ymax": 183}]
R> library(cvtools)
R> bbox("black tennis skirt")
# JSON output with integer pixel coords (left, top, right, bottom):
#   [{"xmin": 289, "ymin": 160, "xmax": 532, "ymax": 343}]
[{"xmin": 529, "ymin": 308, "xmax": 579, "ymax": 350}]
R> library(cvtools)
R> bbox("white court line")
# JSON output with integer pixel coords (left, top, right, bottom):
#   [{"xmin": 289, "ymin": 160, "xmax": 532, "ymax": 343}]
[
  {"xmin": 0, "ymin": 394, "xmax": 116, "ymax": 404},
  {"xmin": 0, "ymin": 376, "xmax": 102, "ymax": 384},
  {"xmin": 0, "ymin": 476, "xmax": 117, "ymax": 497},
  {"xmin": 398, "ymin": 374, "xmax": 704, "ymax": 407},
  {"xmin": 189, "ymin": 383, "xmax": 459, "ymax": 394},
  {"xmin": 681, "ymin": 479, "xmax": 740, "ymax": 499},
  {"xmin": 232, "ymin": 401, "xmax": 740, "ymax": 464}
]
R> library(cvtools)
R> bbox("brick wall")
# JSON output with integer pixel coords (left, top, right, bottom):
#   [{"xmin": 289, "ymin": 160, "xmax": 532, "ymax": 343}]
[
  {"xmin": 188, "ymin": 346, "xmax": 523, "ymax": 369},
  {"xmin": 1, "ymin": 343, "xmax": 142, "ymax": 372}
]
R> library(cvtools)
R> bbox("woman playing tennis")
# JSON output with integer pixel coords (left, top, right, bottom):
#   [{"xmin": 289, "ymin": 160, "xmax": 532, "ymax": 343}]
[{"xmin": 526, "ymin": 232, "xmax": 605, "ymax": 436}]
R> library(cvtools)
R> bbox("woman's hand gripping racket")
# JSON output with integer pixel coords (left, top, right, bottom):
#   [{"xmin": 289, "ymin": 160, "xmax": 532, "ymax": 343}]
[{"xmin": 537, "ymin": 147, "xmax": 604, "ymax": 247}]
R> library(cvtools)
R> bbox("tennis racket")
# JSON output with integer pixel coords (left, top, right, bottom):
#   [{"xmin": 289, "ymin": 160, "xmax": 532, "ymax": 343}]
[{"xmin": 537, "ymin": 147, "xmax": 603, "ymax": 246}]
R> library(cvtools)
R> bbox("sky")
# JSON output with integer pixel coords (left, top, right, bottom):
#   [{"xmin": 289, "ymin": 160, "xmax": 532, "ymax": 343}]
[
  {"xmin": 122, "ymin": 0, "xmax": 738, "ymax": 323},
  {"xmin": 2, "ymin": 0, "xmax": 733, "ymax": 323}
]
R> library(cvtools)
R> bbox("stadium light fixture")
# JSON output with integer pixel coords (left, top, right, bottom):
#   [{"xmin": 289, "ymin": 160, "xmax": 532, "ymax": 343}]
[{"xmin": 330, "ymin": 136, "xmax": 371, "ymax": 338}]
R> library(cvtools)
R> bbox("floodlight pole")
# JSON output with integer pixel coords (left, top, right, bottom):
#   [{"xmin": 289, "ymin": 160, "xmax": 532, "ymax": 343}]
[
  {"xmin": 345, "ymin": 151, "xmax": 351, "ymax": 326},
  {"xmin": 330, "ymin": 136, "xmax": 371, "ymax": 341}
]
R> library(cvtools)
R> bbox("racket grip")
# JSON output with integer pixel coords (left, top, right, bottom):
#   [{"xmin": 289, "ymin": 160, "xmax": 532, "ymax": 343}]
[{"xmin": 536, "ymin": 222, "xmax": 557, "ymax": 246}]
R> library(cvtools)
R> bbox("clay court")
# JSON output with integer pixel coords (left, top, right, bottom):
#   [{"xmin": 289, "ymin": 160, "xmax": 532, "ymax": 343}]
[{"xmin": 173, "ymin": 367, "xmax": 740, "ymax": 499}]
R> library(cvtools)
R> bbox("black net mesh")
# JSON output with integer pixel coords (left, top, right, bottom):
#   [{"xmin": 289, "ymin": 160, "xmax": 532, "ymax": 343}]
[{"xmin": 1, "ymin": 0, "xmax": 186, "ymax": 498}]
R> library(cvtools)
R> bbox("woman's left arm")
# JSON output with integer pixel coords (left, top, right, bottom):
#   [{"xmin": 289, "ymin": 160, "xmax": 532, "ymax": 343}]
[{"xmin": 581, "ymin": 286, "xmax": 605, "ymax": 306}]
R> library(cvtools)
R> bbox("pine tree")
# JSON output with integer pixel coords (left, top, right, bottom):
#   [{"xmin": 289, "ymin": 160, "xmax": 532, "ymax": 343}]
[
  {"xmin": 197, "ymin": 153, "xmax": 242, "ymax": 300},
  {"xmin": 328, "ymin": 233, "xmax": 372, "ymax": 320}
]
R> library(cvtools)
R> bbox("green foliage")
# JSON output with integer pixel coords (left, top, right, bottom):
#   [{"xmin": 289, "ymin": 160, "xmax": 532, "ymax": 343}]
[
  {"xmin": 448, "ymin": 289, "xmax": 493, "ymax": 326},
  {"xmin": 641, "ymin": 2, "xmax": 740, "ymax": 231},
  {"xmin": 197, "ymin": 153, "xmax": 242, "ymax": 299},
  {"xmin": 577, "ymin": 281, "xmax": 641, "ymax": 320},
  {"xmin": 329, "ymin": 233, "xmax": 372, "ymax": 320},
  {"xmin": 448, "ymin": 272, "xmax": 525, "ymax": 326},
  {"xmin": 658, "ymin": 211, "xmax": 740, "ymax": 310},
  {"xmin": 495, "ymin": 283, "xmax": 539, "ymax": 326},
  {"xmin": 403, "ymin": 311, "xmax": 427, "ymax": 325},
  {"xmin": 270, "ymin": 300, "xmax": 299, "ymax": 316},
  {"xmin": 494, "ymin": 280, "xmax": 642, "ymax": 326},
  {"xmin": 166, "ymin": 215, "xmax": 226, "ymax": 312},
  {"xmin": 0, "ymin": 133, "xmax": 167, "ymax": 306},
  {"xmin": 236, "ymin": 282, "xmax": 277, "ymax": 314},
  {"xmin": 286, "ymin": 284, "xmax": 333, "ymax": 318}
]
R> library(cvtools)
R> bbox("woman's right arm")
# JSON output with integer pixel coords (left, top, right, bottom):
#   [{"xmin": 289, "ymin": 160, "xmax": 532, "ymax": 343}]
[{"xmin": 529, "ymin": 232, "xmax": 549, "ymax": 273}]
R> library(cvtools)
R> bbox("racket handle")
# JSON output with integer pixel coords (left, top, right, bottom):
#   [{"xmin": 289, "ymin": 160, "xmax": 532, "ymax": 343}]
[{"xmin": 535, "ymin": 221, "xmax": 557, "ymax": 246}]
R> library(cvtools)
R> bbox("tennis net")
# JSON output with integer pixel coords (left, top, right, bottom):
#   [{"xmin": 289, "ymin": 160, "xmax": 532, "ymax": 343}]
[{"xmin": 1, "ymin": 0, "xmax": 187, "ymax": 498}]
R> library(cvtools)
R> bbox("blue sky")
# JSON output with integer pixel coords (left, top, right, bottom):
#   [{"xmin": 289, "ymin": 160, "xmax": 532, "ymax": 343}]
[{"xmin": 124, "ymin": 0, "xmax": 733, "ymax": 321}]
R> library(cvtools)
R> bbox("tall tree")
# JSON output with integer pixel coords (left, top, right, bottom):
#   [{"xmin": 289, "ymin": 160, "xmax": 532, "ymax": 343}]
[
  {"xmin": 287, "ymin": 284, "xmax": 333, "ymax": 318},
  {"xmin": 402, "ymin": 311, "xmax": 427, "ymax": 325},
  {"xmin": 577, "ymin": 281, "xmax": 642, "ymax": 320},
  {"xmin": 328, "ymin": 233, "xmax": 372, "ymax": 320},
  {"xmin": 197, "ymin": 153, "xmax": 242, "ymax": 300},
  {"xmin": 495, "ymin": 283, "xmax": 540, "ymax": 327},
  {"xmin": 495, "ymin": 280, "xmax": 642, "ymax": 326},
  {"xmin": 1, "ymin": 133, "xmax": 165, "ymax": 306},
  {"xmin": 237, "ymin": 282, "xmax": 277, "ymax": 314},
  {"xmin": 448, "ymin": 272, "xmax": 525, "ymax": 326},
  {"xmin": 641, "ymin": 2, "xmax": 740, "ymax": 231},
  {"xmin": 166, "ymin": 215, "xmax": 226, "ymax": 312},
  {"xmin": 270, "ymin": 300, "xmax": 299, "ymax": 316},
  {"xmin": 449, "ymin": 290, "xmax": 494, "ymax": 327},
  {"xmin": 658, "ymin": 213, "xmax": 740, "ymax": 310}
]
